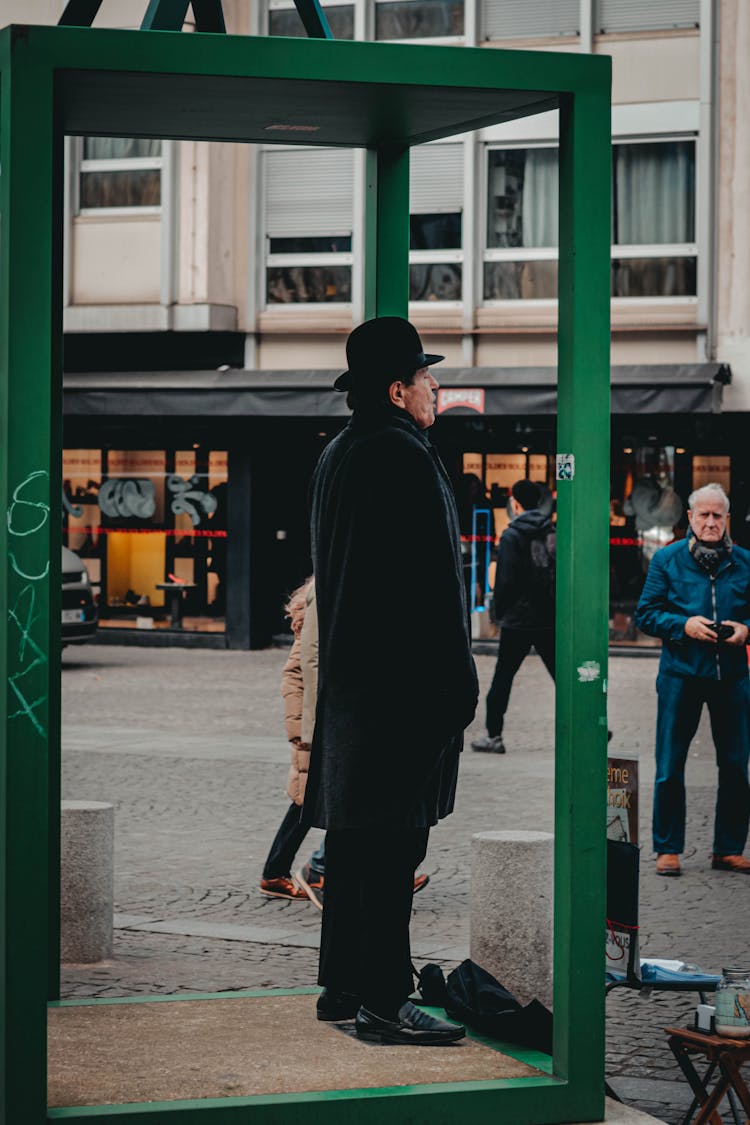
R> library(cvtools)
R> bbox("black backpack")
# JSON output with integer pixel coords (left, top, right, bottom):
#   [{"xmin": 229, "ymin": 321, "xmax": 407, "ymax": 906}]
[
  {"xmin": 417, "ymin": 959, "xmax": 553, "ymax": 1053},
  {"xmin": 528, "ymin": 525, "xmax": 556, "ymax": 607}
]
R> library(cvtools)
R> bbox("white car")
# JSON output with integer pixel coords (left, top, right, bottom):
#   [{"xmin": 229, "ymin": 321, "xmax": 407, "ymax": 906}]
[{"xmin": 61, "ymin": 546, "xmax": 99, "ymax": 644}]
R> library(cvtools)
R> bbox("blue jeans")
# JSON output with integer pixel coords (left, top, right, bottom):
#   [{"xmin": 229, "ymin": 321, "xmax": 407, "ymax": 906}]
[{"xmin": 653, "ymin": 672, "xmax": 750, "ymax": 856}]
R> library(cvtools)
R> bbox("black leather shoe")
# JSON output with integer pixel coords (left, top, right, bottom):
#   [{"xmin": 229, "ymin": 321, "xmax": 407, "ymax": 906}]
[
  {"xmin": 355, "ymin": 1001, "xmax": 465, "ymax": 1045},
  {"xmin": 316, "ymin": 988, "xmax": 361, "ymax": 1021}
]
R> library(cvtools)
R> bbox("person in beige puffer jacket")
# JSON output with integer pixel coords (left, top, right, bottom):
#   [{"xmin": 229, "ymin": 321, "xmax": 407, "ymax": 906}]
[{"xmin": 260, "ymin": 578, "xmax": 325, "ymax": 907}]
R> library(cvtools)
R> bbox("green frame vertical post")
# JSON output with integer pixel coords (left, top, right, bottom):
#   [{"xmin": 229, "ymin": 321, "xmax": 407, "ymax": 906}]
[
  {"xmin": 364, "ymin": 145, "xmax": 410, "ymax": 318},
  {"xmin": 553, "ymin": 87, "xmax": 612, "ymax": 1119},
  {"xmin": 0, "ymin": 30, "xmax": 62, "ymax": 1125}
]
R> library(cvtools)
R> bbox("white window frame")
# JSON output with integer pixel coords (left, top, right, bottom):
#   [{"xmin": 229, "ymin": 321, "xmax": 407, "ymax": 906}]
[
  {"xmin": 408, "ymin": 237, "xmax": 464, "ymax": 309},
  {"xmin": 374, "ymin": 0, "xmax": 465, "ymax": 44},
  {"xmin": 266, "ymin": 0, "xmax": 357, "ymax": 37},
  {"xmin": 265, "ymin": 0, "xmax": 464, "ymax": 44},
  {"xmin": 263, "ymin": 144, "xmax": 354, "ymax": 310},
  {"xmin": 264, "ymin": 254, "xmax": 355, "ymax": 310},
  {"xmin": 482, "ymin": 135, "xmax": 698, "ymax": 307},
  {"xmin": 482, "ymin": 140, "xmax": 558, "ymax": 308},
  {"xmin": 409, "ymin": 140, "xmax": 465, "ymax": 307},
  {"xmin": 77, "ymin": 137, "xmax": 163, "ymax": 217},
  {"xmin": 611, "ymin": 134, "xmax": 697, "ymax": 308}
]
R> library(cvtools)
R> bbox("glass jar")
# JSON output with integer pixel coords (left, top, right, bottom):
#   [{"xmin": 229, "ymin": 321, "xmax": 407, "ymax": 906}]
[{"xmin": 715, "ymin": 967, "xmax": 750, "ymax": 1038}]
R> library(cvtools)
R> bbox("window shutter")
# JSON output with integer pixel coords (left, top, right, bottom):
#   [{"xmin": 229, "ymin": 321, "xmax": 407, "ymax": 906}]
[
  {"xmin": 596, "ymin": 0, "xmax": 699, "ymax": 33},
  {"xmin": 264, "ymin": 148, "xmax": 354, "ymax": 238},
  {"xmin": 410, "ymin": 143, "xmax": 463, "ymax": 213},
  {"xmin": 482, "ymin": 0, "xmax": 578, "ymax": 40}
]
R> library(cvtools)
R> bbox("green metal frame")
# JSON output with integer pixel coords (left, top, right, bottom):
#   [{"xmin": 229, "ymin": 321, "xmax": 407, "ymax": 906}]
[{"xmin": 0, "ymin": 22, "xmax": 611, "ymax": 1125}]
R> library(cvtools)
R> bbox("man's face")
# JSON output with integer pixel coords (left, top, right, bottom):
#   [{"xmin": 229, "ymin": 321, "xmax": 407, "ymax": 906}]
[
  {"xmin": 688, "ymin": 497, "xmax": 728, "ymax": 542},
  {"xmin": 399, "ymin": 367, "xmax": 439, "ymax": 430}
]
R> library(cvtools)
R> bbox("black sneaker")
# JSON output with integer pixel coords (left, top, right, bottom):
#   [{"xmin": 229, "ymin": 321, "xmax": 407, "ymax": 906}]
[
  {"xmin": 471, "ymin": 734, "xmax": 506, "ymax": 754},
  {"xmin": 355, "ymin": 1001, "xmax": 465, "ymax": 1045},
  {"xmin": 294, "ymin": 863, "xmax": 324, "ymax": 910}
]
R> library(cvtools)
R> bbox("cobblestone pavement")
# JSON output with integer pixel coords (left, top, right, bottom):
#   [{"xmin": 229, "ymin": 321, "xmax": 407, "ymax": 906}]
[{"xmin": 60, "ymin": 644, "xmax": 750, "ymax": 1123}]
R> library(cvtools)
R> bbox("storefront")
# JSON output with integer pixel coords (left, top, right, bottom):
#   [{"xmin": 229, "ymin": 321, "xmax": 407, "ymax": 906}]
[
  {"xmin": 63, "ymin": 361, "xmax": 737, "ymax": 649},
  {"xmin": 63, "ymin": 446, "xmax": 228, "ymax": 635}
]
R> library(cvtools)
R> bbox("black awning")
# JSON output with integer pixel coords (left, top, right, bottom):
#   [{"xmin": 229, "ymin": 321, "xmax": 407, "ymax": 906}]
[{"xmin": 62, "ymin": 362, "xmax": 730, "ymax": 418}]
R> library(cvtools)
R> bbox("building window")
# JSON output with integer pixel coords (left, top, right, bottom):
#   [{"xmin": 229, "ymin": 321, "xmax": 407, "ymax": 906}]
[
  {"xmin": 611, "ymin": 140, "xmax": 696, "ymax": 298},
  {"xmin": 481, "ymin": 0, "xmax": 578, "ymax": 40},
  {"xmin": 484, "ymin": 146, "xmax": 558, "ymax": 299},
  {"xmin": 79, "ymin": 137, "xmax": 162, "ymax": 211},
  {"xmin": 484, "ymin": 139, "xmax": 696, "ymax": 300},
  {"xmin": 63, "ymin": 447, "xmax": 228, "ymax": 633},
  {"xmin": 409, "ymin": 142, "xmax": 463, "ymax": 302},
  {"xmin": 375, "ymin": 0, "xmax": 463, "ymax": 40},
  {"xmin": 267, "ymin": 0, "xmax": 355, "ymax": 38},
  {"xmin": 595, "ymin": 0, "xmax": 699, "ymax": 35},
  {"xmin": 264, "ymin": 148, "xmax": 354, "ymax": 305}
]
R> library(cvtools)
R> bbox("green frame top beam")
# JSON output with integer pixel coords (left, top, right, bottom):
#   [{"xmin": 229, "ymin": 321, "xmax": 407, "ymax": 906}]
[{"xmin": 0, "ymin": 21, "xmax": 611, "ymax": 1125}]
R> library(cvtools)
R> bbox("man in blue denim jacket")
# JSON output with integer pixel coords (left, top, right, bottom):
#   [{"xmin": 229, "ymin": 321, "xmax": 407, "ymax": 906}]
[{"xmin": 635, "ymin": 482, "xmax": 750, "ymax": 877}]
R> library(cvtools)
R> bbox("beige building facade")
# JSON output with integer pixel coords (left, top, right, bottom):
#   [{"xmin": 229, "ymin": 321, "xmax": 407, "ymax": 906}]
[{"xmin": 5, "ymin": 0, "xmax": 747, "ymax": 646}]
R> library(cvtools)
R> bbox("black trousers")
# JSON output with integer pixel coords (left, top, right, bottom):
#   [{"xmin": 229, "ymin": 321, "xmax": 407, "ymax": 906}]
[
  {"xmin": 318, "ymin": 825, "xmax": 429, "ymax": 1016},
  {"xmin": 262, "ymin": 801, "xmax": 309, "ymax": 880},
  {"xmin": 485, "ymin": 627, "xmax": 555, "ymax": 737}
]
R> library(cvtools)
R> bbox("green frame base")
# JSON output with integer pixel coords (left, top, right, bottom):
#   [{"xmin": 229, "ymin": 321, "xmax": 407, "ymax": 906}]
[{"xmin": 48, "ymin": 987, "xmax": 558, "ymax": 1123}]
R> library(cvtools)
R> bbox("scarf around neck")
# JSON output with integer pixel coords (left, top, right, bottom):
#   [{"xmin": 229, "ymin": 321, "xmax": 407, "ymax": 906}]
[{"xmin": 688, "ymin": 530, "xmax": 732, "ymax": 575}]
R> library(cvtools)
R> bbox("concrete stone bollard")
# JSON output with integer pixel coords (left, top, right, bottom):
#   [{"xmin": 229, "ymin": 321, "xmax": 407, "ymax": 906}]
[
  {"xmin": 60, "ymin": 800, "xmax": 114, "ymax": 963},
  {"xmin": 470, "ymin": 829, "xmax": 553, "ymax": 1008}
]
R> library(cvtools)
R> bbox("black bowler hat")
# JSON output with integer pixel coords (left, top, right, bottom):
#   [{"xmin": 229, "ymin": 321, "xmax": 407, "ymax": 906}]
[{"xmin": 334, "ymin": 316, "xmax": 444, "ymax": 392}]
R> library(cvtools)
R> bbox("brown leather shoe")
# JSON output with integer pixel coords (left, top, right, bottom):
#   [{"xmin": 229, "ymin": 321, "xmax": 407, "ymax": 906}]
[
  {"xmin": 655, "ymin": 853, "xmax": 681, "ymax": 877},
  {"xmin": 712, "ymin": 854, "xmax": 750, "ymax": 873}
]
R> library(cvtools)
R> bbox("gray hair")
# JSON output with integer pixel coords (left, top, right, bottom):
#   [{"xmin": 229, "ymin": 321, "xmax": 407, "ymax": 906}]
[{"xmin": 688, "ymin": 482, "xmax": 730, "ymax": 512}]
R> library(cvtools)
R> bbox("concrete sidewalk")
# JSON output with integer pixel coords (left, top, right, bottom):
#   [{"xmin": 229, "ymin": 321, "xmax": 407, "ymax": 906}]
[{"xmin": 60, "ymin": 644, "xmax": 748, "ymax": 1123}]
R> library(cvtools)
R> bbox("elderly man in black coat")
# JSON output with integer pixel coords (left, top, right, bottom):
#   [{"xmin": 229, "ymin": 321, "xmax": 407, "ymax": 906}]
[{"xmin": 305, "ymin": 316, "xmax": 478, "ymax": 1045}]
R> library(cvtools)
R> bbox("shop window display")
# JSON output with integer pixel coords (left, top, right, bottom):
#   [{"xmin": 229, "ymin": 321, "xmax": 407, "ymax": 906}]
[
  {"xmin": 609, "ymin": 447, "xmax": 731, "ymax": 644},
  {"xmin": 459, "ymin": 445, "xmax": 732, "ymax": 649},
  {"xmin": 461, "ymin": 451, "xmax": 552, "ymax": 633},
  {"xmin": 62, "ymin": 448, "xmax": 228, "ymax": 633}
]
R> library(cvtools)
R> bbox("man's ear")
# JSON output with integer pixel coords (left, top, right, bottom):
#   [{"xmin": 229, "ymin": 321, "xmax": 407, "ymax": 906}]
[{"xmin": 389, "ymin": 380, "xmax": 405, "ymax": 409}]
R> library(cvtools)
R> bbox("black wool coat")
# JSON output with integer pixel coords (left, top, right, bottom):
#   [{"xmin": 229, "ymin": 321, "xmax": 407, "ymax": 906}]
[{"xmin": 303, "ymin": 405, "xmax": 478, "ymax": 831}]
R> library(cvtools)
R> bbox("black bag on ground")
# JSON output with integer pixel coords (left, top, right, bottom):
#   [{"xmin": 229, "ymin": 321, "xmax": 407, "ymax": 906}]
[{"xmin": 417, "ymin": 958, "xmax": 553, "ymax": 1054}]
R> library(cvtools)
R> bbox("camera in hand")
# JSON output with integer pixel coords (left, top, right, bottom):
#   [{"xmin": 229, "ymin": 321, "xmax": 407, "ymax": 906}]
[{"xmin": 708, "ymin": 622, "xmax": 734, "ymax": 642}]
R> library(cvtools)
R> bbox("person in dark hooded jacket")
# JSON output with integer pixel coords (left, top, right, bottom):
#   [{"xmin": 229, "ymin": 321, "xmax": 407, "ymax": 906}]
[
  {"xmin": 471, "ymin": 479, "xmax": 555, "ymax": 755},
  {"xmin": 305, "ymin": 316, "xmax": 478, "ymax": 1045}
]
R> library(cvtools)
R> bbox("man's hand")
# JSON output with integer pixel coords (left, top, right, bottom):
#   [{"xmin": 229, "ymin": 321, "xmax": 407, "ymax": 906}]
[
  {"xmin": 721, "ymin": 620, "xmax": 750, "ymax": 647},
  {"xmin": 685, "ymin": 616, "xmax": 718, "ymax": 642}
]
